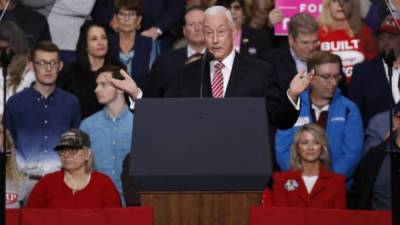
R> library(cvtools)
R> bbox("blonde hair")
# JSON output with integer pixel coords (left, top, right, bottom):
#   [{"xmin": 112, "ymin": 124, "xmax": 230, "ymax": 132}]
[
  {"xmin": 84, "ymin": 148, "xmax": 95, "ymax": 173},
  {"xmin": 319, "ymin": 0, "xmax": 363, "ymax": 36},
  {"xmin": 289, "ymin": 123, "xmax": 331, "ymax": 171},
  {"xmin": 4, "ymin": 128, "xmax": 27, "ymax": 184},
  {"xmin": 7, "ymin": 54, "xmax": 30, "ymax": 94}
]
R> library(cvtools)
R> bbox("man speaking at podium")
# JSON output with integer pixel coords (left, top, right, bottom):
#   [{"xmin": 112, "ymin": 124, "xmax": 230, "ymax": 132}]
[{"xmin": 107, "ymin": 6, "xmax": 311, "ymax": 130}]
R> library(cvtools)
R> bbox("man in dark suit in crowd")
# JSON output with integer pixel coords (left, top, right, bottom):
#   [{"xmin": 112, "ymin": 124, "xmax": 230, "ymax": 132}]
[
  {"xmin": 144, "ymin": 6, "xmax": 206, "ymax": 97},
  {"xmin": 107, "ymin": 6, "xmax": 311, "ymax": 130},
  {"xmin": 349, "ymin": 16, "xmax": 400, "ymax": 127},
  {"xmin": 262, "ymin": 13, "xmax": 319, "ymax": 92},
  {"xmin": 139, "ymin": 0, "xmax": 185, "ymax": 40},
  {"xmin": 223, "ymin": 0, "xmax": 273, "ymax": 60}
]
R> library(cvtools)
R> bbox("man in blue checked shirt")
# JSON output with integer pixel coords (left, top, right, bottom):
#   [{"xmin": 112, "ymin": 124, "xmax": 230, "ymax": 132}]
[
  {"xmin": 80, "ymin": 65, "xmax": 134, "ymax": 205},
  {"xmin": 4, "ymin": 41, "xmax": 81, "ymax": 185}
]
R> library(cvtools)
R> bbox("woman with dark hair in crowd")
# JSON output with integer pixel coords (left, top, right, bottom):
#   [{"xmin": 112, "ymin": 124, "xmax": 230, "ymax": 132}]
[
  {"xmin": 263, "ymin": 124, "xmax": 346, "ymax": 209},
  {"xmin": 109, "ymin": 0, "xmax": 155, "ymax": 89},
  {"xmin": 27, "ymin": 129, "xmax": 121, "ymax": 208},
  {"xmin": 58, "ymin": 20, "xmax": 119, "ymax": 119}
]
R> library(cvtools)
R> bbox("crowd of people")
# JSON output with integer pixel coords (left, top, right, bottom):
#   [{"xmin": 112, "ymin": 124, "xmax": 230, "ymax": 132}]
[{"xmin": 1, "ymin": 0, "xmax": 399, "ymax": 213}]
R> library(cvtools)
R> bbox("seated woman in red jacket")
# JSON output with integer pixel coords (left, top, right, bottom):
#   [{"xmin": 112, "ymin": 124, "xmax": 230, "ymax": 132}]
[
  {"xmin": 27, "ymin": 129, "xmax": 121, "ymax": 208},
  {"xmin": 264, "ymin": 123, "xmax": 346, "ymax": 209}
]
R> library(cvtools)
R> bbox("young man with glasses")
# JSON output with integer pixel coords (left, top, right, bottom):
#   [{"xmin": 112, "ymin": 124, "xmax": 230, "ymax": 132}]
[
  {"xmin": 4, "ymin": 41, "xmax": 81, "ymax": 190},
  {"xmin": 275, "ymin": 51, "xmax": 364, "ymax": 182}
]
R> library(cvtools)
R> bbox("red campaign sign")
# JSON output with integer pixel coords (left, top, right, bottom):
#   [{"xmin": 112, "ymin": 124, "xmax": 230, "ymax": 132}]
[
  {"xmin": 6, "ymin": 192, "xmax": 18, "ymax": 205},
  {"xmin": 274, "ymin": 0, "xmax": 322, "ymax": 36},
  {"xmin": 249, "ymin": 206, "xmax": 391, "ymax": 225}
]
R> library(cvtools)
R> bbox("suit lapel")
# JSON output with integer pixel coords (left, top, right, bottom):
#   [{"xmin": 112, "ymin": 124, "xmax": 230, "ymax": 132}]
[
  {"xmin": 178, "ymin": 47, "xmax": 188, "ymax": 65},
  {"xmin": 288, "ymin": 171, "xmax": 310, "ymax": 204},
  {"xmin": 374, "ymin": 59, "xmax": 395, "ymax": 103},
  {"xmin": 202, "ymin": 61, "xmax": 212, "ymax": 97},
  {"xmin": 284, "ymin": 48, "xmax": 297, "ymax": 78},
  {"xmin": 225, "ymin": 54, "xmax": 242, "ymax": 97},
  {"xmin": 309, "ymin": 171, "xmax": 331, "ymax": 198},
  {"xmin": 279, "ymin": 48, "xmax": 297, "ymax": 90}
]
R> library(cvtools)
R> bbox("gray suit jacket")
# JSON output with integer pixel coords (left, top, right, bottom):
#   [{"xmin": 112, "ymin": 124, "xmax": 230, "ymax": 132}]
[{"xmin": 364, "ymin": 110, "xmax": 391, "ymax": 152}]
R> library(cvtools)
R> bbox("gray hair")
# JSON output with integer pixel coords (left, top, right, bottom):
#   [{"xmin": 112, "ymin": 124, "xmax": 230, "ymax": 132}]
[
  {"xmin": 204, "ymin": 5, "xmax": 235, "ymax": 29},
  {"xmin": 288, "ymin": 13, "xmax": 319, "ymax": 39}
]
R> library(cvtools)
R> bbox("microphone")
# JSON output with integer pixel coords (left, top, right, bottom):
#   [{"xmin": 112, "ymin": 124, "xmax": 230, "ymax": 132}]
[
  {"xmin": 0, "ymin": 47, "xmax": 15, "ymax": 70},
  {"xmin": 203, "ymin": 50, "xmax": 214, "ymax": 62},
  {"xmin": 200, "ymin": 50, "xmax": 214, "ymax": 98}
]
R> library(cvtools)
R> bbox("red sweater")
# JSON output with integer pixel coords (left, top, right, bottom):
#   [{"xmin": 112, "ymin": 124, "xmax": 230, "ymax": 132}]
[
  {"xmin": 27, "ymin": 171, "xmax": 121, "ymax": 208},
  {"xmin": 318, "ymin": 24, "xmax": 378, "ymax": 84},
  {"xmin": 269, "ymin": 169, "xmax": 346, "ymax": 209}
]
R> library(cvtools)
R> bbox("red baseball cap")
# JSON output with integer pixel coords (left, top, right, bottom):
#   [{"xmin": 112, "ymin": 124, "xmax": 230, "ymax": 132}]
[{"xmin": 379, "ymin": 16, "xmax": 400, "ymax": 34}]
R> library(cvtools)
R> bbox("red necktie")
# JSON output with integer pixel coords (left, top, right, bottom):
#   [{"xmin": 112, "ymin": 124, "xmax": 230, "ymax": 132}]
[{"xmin": 211, "ymin": 62, "xmax": 224, "ymax": 98}]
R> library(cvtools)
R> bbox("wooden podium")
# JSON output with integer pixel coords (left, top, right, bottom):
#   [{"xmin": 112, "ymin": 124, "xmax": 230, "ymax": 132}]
[{"xmin": 140, "ymin": 191, "xmax": 261, "ymax": 225}]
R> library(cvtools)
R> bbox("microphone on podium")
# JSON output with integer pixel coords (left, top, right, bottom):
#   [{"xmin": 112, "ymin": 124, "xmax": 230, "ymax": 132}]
[{"xmin": 200, "ymin": 50, "xmax": 215, "ymax": 98}]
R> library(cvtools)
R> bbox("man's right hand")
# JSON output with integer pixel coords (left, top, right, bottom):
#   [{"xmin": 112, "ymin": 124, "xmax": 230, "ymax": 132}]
[{"xmin": 288, "ymin": 70, "xmax": 313, "ymax": 103}]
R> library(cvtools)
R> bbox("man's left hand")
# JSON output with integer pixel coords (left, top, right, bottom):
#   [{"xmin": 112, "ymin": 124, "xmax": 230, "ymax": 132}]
[{"xmin": 141, "ymin": 27, "xmax": 161, "ymax": 40}]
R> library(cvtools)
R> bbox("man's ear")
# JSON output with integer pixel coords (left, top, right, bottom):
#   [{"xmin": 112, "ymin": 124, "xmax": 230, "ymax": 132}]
[
  {"xmin": 182, "ymin": 26, "xmax": 187, "ymax": 38},
  {"xmin": 58, "ymin": 61, "xmax": 64, "ymax": 72},
  {"xmin": 232, "ymin": 26, "xmax": 237, "ymax": 40},
  {"xmin": 288, "ymin": 34, "xmax": 294, "ymax": 47}
]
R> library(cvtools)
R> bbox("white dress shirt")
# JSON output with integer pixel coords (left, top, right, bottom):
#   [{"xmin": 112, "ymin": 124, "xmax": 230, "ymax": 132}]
[
  {"xmin": 209, "ymin": 49, "xmax": 236, "ymax": 97},
  {"xmin": 383, "ymin": 60, "xmax": 400, "ymax": 103},
  {"xmin": 187, "ymin": 45, "xmax": 206, "ymax": 58}
]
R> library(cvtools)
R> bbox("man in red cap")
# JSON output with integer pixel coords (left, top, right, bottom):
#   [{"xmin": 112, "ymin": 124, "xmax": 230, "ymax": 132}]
[{"xmin": 349, "ymin": 15, "xmax": 400, "ymax": 127}]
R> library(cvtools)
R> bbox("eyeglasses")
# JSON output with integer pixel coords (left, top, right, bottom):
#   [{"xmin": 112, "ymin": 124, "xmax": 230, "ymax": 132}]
[
  {"xmin": 33, "ymin": 60, "xmax": 60, "ymax": 69},
  {"xmin": 57, "ymin": 148, "xmax": 80, "ymax": 156},
  {"xmin": 117, "ymin": 11, "xmax": 137, "ymax": 19},
  {"xmin": 314, "ymin": 73, "xmax": 342, "ymax": 82}
]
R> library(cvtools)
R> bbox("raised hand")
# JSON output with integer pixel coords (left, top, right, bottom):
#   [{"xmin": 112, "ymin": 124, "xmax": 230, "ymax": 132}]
[
  {"xmin": 106, "ymin": 69, "xmax": 142, "ymax": 100},
  {"xmin": 288, "ymin": 70, "xmax": 314, "ymax": 102}
]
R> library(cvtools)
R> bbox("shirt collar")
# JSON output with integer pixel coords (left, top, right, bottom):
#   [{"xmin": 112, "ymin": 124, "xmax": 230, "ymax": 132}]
[
  {"xmin": 102, "ymin": 105, "xmax": 131, "ymax": 121},
  {"xmin": 187, "ymin": 45, "xmax": 206, "ymax": 58},
  {"xmin": 30, "ymin": 84, "xmax": 58, "ymax": 99},
  {"xmin": 290, "ymin": 47, "xmax": 307, "ymax": 72},
  {"xmin": 311, "ymin": 104, "xmax": 330, "ymax": 113},
  {"xmin": 210, "ymin": 48, "xmax": 236, "ymax": 71}
]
